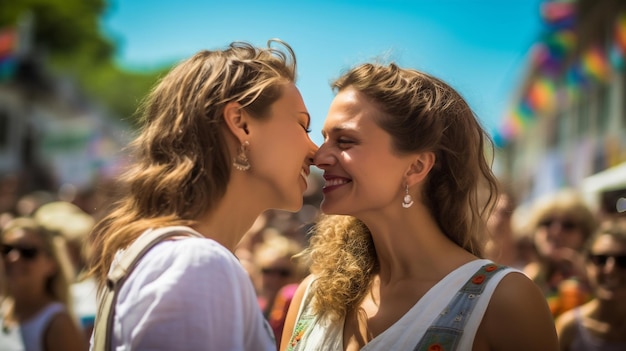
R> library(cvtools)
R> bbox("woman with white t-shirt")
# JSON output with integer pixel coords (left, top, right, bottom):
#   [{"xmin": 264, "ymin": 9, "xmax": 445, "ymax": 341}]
[{"xmin": 87, "ymin": 39, "xmax": 317, "ymax": 351}]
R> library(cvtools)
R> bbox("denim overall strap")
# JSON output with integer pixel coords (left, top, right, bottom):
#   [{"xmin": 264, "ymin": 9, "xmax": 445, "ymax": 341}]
[{"xmin": 413, "ymin": 263, "xmax": 506, "ymax": 351}]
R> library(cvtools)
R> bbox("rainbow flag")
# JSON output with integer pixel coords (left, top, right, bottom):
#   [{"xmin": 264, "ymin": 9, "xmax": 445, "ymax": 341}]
[
  {"xmin": 581, "ymin": 45, "xmax": 610, "ymax": 82},
  {"xmin": 536, "ymin": 31, "xmax": 576, "ymax": 75},
  {"xmin": 497, "ymin": 99, "xmax": 536, "ymax": 142},
  {"xmin": 526, "ymin": 78, "xmax": 556, "ymax": 114}
]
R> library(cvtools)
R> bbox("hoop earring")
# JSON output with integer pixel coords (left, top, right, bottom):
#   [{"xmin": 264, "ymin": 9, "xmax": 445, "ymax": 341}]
[
  {"xmin": 402, "ymin": 184, "xmax": 414, "ymax": 208},
  {"xmin": 233, "ymin": 141, "xmax": 251, "ymax": 171}
]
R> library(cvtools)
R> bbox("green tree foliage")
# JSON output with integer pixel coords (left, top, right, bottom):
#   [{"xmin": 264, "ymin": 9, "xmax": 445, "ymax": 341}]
[
  {"xmin": 0, "ymin": 0, "xmax": 167, "ymax": 122},
  {"xmin": 0, "ymin": 0, "xmax": 113, "ymax": 61}
]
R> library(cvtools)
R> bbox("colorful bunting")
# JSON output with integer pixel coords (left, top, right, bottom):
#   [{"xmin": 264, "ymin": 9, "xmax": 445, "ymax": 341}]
[{"xmin": 496, "ymin": 5, "xmax": 626, "ymax": 145}]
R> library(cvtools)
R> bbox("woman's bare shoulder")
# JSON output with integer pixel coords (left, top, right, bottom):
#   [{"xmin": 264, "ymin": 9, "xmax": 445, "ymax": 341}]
[{"xmin": 476, "ymin": 271, "xmax": 559, "ymax": 351}]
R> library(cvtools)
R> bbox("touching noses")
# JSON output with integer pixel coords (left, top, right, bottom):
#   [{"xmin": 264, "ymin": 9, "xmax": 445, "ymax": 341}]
[
  {"xmin": 312, "ymin": 142, "xmax": 333, "ymax": 169},
  {"xmin": 305, "ymin": 138, "xmax": 319, "ymax": 167}
]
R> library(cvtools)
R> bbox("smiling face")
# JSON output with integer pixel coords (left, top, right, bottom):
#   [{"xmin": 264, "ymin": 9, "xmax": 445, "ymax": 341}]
[
  {"xmin": 533, "ymin": 213, "xmax": 586, "ymax": 257},
  {"xmin": 314, "ymin": 88, "xmax": 415, "ymax": 216},
  {"xmin": 586, "ymin": 233, "xmax": 626, "ymax": 301},
  {"xmin": 1, "ymin": 226, "xmax": 56, "ymax": 297},
  {"xmin": 248, "ymin": 83, "xmax": 318, "ymax": 212}
]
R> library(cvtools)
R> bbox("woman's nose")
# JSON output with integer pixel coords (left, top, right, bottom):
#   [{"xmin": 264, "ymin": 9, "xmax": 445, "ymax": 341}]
[
  {"xmin": 313, "ymin": 143, "xmax": 333, "ymax": 168},
  {"xmin": 603, "ymin": 256, "xmax": 618, "ymax": 273},
  {"xmin": 306, "ymin": 139, "xmax": 319, "ymax": 165},
  {"xmin": 5, "ymin": 249, "xmax": 21, "ymax": 263}
]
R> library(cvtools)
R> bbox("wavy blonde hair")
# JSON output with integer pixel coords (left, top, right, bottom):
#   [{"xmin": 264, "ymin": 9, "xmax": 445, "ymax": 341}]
[
  {"xmin": 306, "ymin": 63, "xmax": 498, "ymax": 320},
  {"xmin": 88, "ymin": 40, "xmax": 297, "ymax": 289}
]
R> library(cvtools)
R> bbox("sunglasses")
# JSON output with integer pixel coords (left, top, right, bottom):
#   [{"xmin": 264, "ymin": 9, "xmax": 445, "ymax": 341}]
[
  {"xmin": 261, "ymin": 267, "xmax": 292, "ymax": 278},
  {"xmin": 0, "ymin": 244, "xmax": 41, "ymax": 260},
  {"xmin": 588, "ymin": 254, "xmax": 626, "ymax": 269},
  {"xmin": 538, "ymin": 218, "xmax": 578, "ymax": 231}
]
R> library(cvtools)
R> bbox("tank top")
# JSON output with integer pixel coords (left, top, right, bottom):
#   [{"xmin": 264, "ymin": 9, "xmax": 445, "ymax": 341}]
[
  {"xmin": 287, "ymin": 259, "xmax": 518, "ymax": 351},
  {"xmin": 570, "ymin": 307, "xmax": 626, "ymax": 351},
  {"xmin": 20, "ymin": 302, "xmax": 65, "ymax": 351}
]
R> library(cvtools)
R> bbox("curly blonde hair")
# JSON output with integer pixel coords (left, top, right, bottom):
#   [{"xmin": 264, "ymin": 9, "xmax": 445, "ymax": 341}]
[
  {"xmin": 88, "ymin": 40, "xmax": 298, "ymax": 289},
  {"xmin": 306, "ymin": 63, "xmax": 498, "ymax": 320}
]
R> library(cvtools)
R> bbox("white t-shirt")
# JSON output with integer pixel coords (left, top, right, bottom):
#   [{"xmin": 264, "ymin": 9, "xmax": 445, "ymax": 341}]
[{"xmin": 104, "ymin": 235, "xmax": 275, "ymax": 351}]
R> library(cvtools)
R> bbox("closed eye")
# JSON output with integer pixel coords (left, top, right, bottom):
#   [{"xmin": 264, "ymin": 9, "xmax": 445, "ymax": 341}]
[{"xmin": 337, "ymin": 138, "xmax": 355, "ymax": 148}]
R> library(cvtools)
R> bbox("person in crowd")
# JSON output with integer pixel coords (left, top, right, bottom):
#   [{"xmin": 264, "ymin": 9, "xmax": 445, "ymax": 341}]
[
  {"xmin": 34, "ymin": 201, "xmax": 97, "ymax": 340},
  {"xmin": 485, "ymin": 188, "xmax": 525, "ymax": 268},
  {"xmin": 254, "ymin": 231, "xmax": 306, "ymax": 316},
  {"xmin": 523, "ymin": 189, "xmax": 597, "ymax": 318},
  {"xmin": 555, "ymin": 218, "xmax": 626, "ymax": 350},
  {"xmin": 485, "ymin": 187, "xmax": 539, "ymax": 270},
  {"xmin": 87, "ymin": 39, "xmax": 317, "ymax": 350},
  {"xmin": 253, "ymin": 233, "xmax": 308, "ymax": 345},
  {"xmin": 280, "ymin": 62, "xmax": 558, "ymax": 351},
  {"xmin": 0, "ymin": 217, "xmax": 86, "ymax": 351}
]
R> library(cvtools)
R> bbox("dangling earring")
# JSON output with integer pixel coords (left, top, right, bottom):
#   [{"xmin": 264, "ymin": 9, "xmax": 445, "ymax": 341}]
[
  {"xmin": 233, "ymin": 141, "xmax": 251, "ymax": 171},
  {"xmin": 402, "ymin": 184, "xmax": 414, "ymax": 208}
]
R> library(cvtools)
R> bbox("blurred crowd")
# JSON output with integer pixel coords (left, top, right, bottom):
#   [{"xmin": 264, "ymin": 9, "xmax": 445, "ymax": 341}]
[
  {"xmin": 484, "ymin": 186, "xmax": 626, "ymax": 349},
  {"xmin": 0, "ymin": 174, "xmax": 320, "ymax": 350},
  {"xmin": 1, "ymin": 172, "xmax": 625, "ymax": 350}
]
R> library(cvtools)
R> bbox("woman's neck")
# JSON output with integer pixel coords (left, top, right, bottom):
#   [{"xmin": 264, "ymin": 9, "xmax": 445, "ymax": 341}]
[
  {"xmin": 10, "ymin": 294, "xmax": 54, "ymax": 323},
  {"xmin": 361, "ymin": 204, "xmax": 475, "ymax": 285},
  {"xmin": 192, "ymin": 180, "xmax": 265, "ymax": 252},
  {"xmin": 592, "ymin": 298, "xmax": 626, "ymax": 323}
]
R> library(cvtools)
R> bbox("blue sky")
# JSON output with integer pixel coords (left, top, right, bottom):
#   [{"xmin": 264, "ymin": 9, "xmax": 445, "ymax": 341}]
[{"xmin": 101, "ymin": 0, "xmax": 543, "ymax": 146}]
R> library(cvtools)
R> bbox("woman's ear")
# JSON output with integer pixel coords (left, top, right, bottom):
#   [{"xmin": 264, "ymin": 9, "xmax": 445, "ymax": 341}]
[
  {"xmin": 222, "ymin": 102, "xmax": 250, "ymax": 141},
  {"xmin": 406, "ymin": 152, "xmax": 435, "ymax": 186}
]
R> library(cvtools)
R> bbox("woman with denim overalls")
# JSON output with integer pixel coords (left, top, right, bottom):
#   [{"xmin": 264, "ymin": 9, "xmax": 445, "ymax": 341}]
[{"xmin": 280, "ymin": 63, "xmax": 559, "ymax": 351}]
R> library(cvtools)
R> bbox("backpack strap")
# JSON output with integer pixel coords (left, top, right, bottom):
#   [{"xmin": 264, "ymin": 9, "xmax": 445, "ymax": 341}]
[
  {"xmin": 91, "ymin": 226, "xmax": 203, "ymax": 351},
  {"xmin": 413, "ymin": 263, "xmax": 507, "ymax": 351}
]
